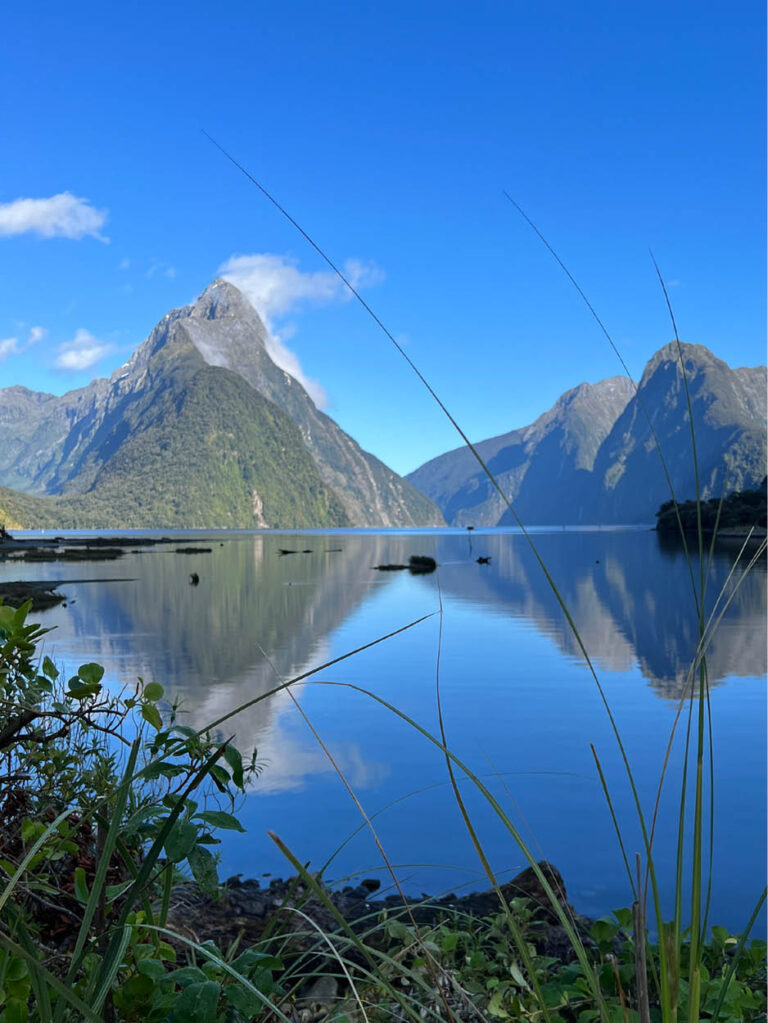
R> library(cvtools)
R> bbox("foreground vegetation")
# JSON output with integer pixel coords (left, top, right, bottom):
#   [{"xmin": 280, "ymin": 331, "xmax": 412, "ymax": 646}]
[{"xmin": 0, "ymin": 599, "xmax": 765, "ymax": 1022}]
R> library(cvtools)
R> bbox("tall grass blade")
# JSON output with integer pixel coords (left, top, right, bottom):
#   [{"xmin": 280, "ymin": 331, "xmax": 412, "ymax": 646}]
[
  {"xmin": 709, "ymin": 886, "xmax": 768, "ymax": 1023},
  {"xmin": 199, "ymin": 611, "xmax": 435, "ymax": 737},
  {"xmin": 432, "ymin": 580, "xmax": 556, "ymax": 1020},
  {"xmin": 633, "ymin": 854, "xmax": 652, "ymax": 1023},
  {"xmin": 0, "ymin": 805, "xmax": 78, "ymax": 915},
  {"xmin": 313, "ymin": 679, "xmax": 609, "ymax": 1007},
  {"xmin": 268, "ymin": 831, "xmax": 436, "ymax": 1022},
  {"xmin": 63, "ymin": 739, "xmax": 140, "ymax": 988},
  {"xmin": 590, "ymin": 743, "xmax": 636, "ymax": 898},
  {"xmin": 288, "ymin": 906, "xmax": 370, "ymax": 1023}
]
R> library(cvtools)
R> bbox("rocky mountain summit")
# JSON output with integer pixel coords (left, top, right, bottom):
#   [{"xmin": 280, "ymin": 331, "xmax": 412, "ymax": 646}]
[
  {"xmin": 0, "ymin": 280, "xmax": 442, "ymax": 529},
  {"xmin": 408, "ymin": 343, "xmax": 766, "ymax": 525}
]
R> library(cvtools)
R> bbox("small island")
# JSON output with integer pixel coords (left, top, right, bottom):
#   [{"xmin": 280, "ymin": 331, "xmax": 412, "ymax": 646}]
[{"xmin": 655, "ymin": 479, "xmax": 767, "ymax": 534}]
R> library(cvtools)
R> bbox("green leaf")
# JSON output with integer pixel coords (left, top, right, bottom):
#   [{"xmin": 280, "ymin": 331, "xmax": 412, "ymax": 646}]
[
  {"xmin": 172, "ymin": 725, "xmax": 198, "ymax": 739},
  {"xmin": 508, "ymin": 962, "xmax": 528, "ymax": 989},
  {"xmin": 488, "ymin": 989, "xmax": 510, "ymax": 1019},
  {"xmin": 77, "ymin": 662, "xmax": 104, "ymax": 685},
  {"xmin": 136, "ymin": 958, "xmax": 166, "ymax": 981},
  {"xmin": 67, "ymin": 682, "xmax": 100, "ymax": 700},
  {"xmin": 105, "ymin": 880, "xmax": 133, "ymax": 903},
  {"xmin": 590, "ymin": 917, "xmax": 617, "ymax": 944},
  {"xmin": 20, "ymin": 820, "xmax": 40, "ymax": 844},
  {"xmin": 612, "ymin": 907, "xmax": 633, "ymax": 930},
  {"xmin": 172, "ymin": 980, "xmax": 221, "ymax": 1023},
  {"xmin": 222, "ymin": 744, "xmax": 244, "ymax": 788},
  {"xmin": 143, "ymin": 682, "xmax": 164, "ymax": 702},
  {"xmin": 196, "ymin": 810, "xmax": 245, "ymax": 832},
  {"xmin": 4, "ymin": 958, "xmax": 28, "ymax": 983},
  {"xmin": 157, "ymin": 941, "xmax": 177, "ymax": 963},
  {"xmin": 42, "ymin": 656, "xmax": 59, "ymax": 680},
  {"xmin": 141, "ymin": 703, "xmax": 163, "ymax": 730},
  {"xmin": 187, "ymin": 844, "xmax": 219, "ymax": 890},
  {"xmin": 208, "ymin": 764, "xmax": 230, "ymax": 790},
  {"xmin": 232, "ymin": 951, "xmax": 282, "ymax": 973},
  {"xmin": 0, "ymin": 605, "xmax": 16, "ymax": 631},
  {"xmin": 0, "ymin": 998, "xmax": 29, "ymax": 1023},
  {"xmin": 167, "ymin": 966, "xmax": 208, "ymax": 987},
  {"xmin": 141, "ymin": 760, "xmax": 186, "ymax": 781},
  {"xmin": 73, "ymin": 867, "xmax": 89, "ymax": 904},
  {"xmin": 163, "ymin": 820, "xmax": 198, "ymax": 863},
  {"xmin": 224, "ymin": 982, "xmax": 264, "ymax": 1017}
]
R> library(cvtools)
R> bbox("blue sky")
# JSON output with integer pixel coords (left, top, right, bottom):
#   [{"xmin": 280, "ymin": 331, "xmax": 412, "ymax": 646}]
[{"xmin": 1, "ymin": 1, "xmax": 764, "ymax": 475}]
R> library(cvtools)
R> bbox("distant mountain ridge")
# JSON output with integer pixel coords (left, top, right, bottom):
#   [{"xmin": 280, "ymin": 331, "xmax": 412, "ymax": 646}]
[
  {"xmin": 0, "ymin": 280, "xmax": 442, "ymax": 529},
  {"xmin": 407, "ymin": 343, "xmax": 767, "ymax": 525}
]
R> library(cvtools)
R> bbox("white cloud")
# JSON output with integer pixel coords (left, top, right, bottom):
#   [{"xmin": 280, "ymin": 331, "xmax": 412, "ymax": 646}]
[
  {"xmin": 0, "ymin": 193, "xmax": 108, "ymax": 241},
  {"xmin": 0, "ymin": 337, "xmax": 20, "ymax": 361},
  {"xmin": 119, "ymin": 257, "xmax": 131, "ymax": 270},
  {"xmin": 0, "ymin": 325, "xmax": 48, "ymax": 362},
  {"xmin": 217, "ymin": 252, "xmax": 383, "ymax": 408},
  {"xmin": 55, "ymin": 329, "xmax": 113, "ymax": 372}
]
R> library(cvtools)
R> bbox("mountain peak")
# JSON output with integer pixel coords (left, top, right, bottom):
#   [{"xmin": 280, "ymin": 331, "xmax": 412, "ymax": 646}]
[
  {"xmin": 190, "ymin": 278, "xmax": 258, "ymax": 322},
  {"xmin": 644, "ymin": 340, "xmax": 720, "ymax": 375}
]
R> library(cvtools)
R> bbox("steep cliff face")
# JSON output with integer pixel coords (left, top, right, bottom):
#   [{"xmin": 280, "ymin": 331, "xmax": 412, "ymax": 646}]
[
  {"xmin": 408, "ymin": 344, "xmax": 767, "ymax": 526},
  {"xmin": 179, "ymin": 280, "xmax": 442, "ymax": 527},
  {"xmin": 584, "ymin": 342, "xmax": 768, "ymax": 523},
  {"xmin": 408, "ymin": 376, "xmax": 635, "ymax": 525},
  {"xmin": 0, "ymin": 280, "xmax": 443, "ymax": 528}
]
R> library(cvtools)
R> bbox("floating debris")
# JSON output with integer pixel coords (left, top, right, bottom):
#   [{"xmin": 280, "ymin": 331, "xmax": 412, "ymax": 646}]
[
  {"xmin": 476, "ymin": 556, "xmax": 491, "ymax": 565},
  {"xmin": 373, "ymin": 555, "xmax": 437, "ymax": 575},
  {"xmin": 175, "ymin": 547, "xmax": 212, "ymax": 554},
  {"xmin": 189, "ymin": 572, "xmax": 200, "ymax": 586}
]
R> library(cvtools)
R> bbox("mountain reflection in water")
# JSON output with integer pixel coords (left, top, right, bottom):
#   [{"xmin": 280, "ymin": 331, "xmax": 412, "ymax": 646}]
[{"xmin": 9, "ymin": 527, "xmax": 764, "ymax": 931}]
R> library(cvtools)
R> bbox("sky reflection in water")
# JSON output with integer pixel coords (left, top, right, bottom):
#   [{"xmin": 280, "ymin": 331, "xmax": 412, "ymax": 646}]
[{"xmin": 8, "ymin": 528, "xmax": 765, "ymax": 932}]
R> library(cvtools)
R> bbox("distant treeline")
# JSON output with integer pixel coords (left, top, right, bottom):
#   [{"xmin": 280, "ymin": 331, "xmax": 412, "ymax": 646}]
[{"xmin": 656, "ymin": 479, "xmax": 767, "ymax": 533}]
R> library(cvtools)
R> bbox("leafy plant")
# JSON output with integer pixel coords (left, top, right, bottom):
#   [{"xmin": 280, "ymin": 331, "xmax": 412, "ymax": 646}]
[{"xmin": 0, "ymin": 599, "xmax": 268, "ymax": 1021}]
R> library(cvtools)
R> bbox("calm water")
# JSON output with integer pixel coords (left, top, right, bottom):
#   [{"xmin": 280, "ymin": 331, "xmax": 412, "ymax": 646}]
[{"xmin": 6, "ymin": 528, "xmax": 766, "ymax": 933}]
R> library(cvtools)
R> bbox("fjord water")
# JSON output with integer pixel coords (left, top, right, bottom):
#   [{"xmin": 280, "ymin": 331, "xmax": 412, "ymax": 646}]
[{"xmin": 10, "ymin": 528, "xmax": 766, "ymax": 932}]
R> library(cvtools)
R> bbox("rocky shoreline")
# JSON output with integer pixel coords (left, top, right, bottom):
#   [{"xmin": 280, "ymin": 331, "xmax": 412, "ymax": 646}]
[
  {"xmin": 161, "ymin": 862, "xmax": 597, "ymax": 1020},
  {"xmin": 168, "ymin": 860, "xmax": 594, "ymax": 966}
]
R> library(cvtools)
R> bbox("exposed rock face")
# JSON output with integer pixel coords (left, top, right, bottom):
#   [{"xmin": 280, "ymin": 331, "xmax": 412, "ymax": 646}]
[
  {"xmin": 408, "ymin": 376, "xmax": 635, "ymax": 525},
  {"xmin": 0, "ymin": 280, "xmax": 443, "ymax": 529},
  {"xmin": 578, "ymin": 342, "xmax": 768, "ymax": 525},
  {"xmin": 181, "ymin": 281, "xmax": 441, "ymax": 527},
  {"xmin": 408, "ymin": 344, "xmax": 767, "ymax": 526}
]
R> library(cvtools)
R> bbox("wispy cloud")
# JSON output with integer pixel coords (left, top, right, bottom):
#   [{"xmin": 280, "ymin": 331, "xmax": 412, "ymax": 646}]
[
  {"xmin": 147, "ymin": 261, "xmax": 176, "ymax": 279},
  {"xmin": 55, "ymin": 329, "xmax": 113, "ymax": 372},
  {"xmin": 217, "ymin": 252, "xmax": 383, "ymax": 407},
  {"xmin": 0, "ymin": 337, "xmax": 20, "ymax": 361},
  {"xmin": 0, "ymin": 325, "xmax": 48, "ymax": 362},
  {"xmin": 0, "ymin": 193, "xmax": 108, "ymax": 241}
]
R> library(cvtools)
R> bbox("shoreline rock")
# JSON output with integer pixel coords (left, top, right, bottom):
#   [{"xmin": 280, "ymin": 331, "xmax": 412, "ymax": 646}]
[
  {"xmin": 167, "ymin": 861, "xmax": 594, "ymax": 966},
  {"xmin": 0, "ymin": 581, "xmax": 65, "ymax": 611}
]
